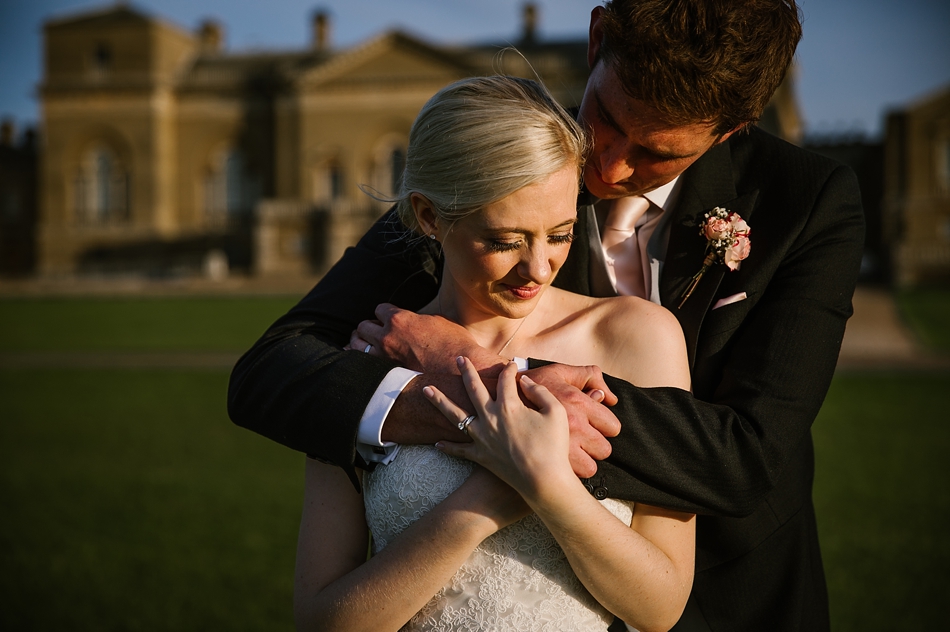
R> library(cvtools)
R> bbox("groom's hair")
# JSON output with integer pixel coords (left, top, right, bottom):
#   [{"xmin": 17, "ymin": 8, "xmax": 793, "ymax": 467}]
[{"xmin": 597, "ymin": 0, "xmax": 802, "ymax": 134}]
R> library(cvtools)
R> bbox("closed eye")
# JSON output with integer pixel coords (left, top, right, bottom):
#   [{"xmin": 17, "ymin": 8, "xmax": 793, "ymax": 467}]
[{"xmin": 486, "ymin": 240, "xmax": 522, "ymax": 253}]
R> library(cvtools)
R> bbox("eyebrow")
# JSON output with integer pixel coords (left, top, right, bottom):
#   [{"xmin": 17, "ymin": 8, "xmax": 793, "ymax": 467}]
[
  {"xmin": 485, "ymin": 218, "xmax": 577, "ymax": 233},
  {"xmin": 593, "ymin": 90, "xmax": 702, "ymax": 162}
]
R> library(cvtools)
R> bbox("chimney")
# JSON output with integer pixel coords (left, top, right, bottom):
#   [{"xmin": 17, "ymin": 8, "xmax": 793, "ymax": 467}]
[
  {"xmin": 522, "ymin": 3, "xmax": 538, "ymax": 45},
  {"xmin": 312, "ymin": 10, "xmax": 330, "ymax": 52},
  {"xmin": 0, "ymin": 119, "xmax": 13, "ymax": 147},
  {"xmin": 198, "ymin": 20, "xmax": 223, "ymax": 54}
]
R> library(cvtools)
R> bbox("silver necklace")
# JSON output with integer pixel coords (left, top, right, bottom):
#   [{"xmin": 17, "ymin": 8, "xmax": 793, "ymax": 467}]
[
  {"xmin": 496, "ymin": 315, "xmax": 528, "ymax": 357},
  {"xmin": 438, "ymin": 293, "xmax": 528, "ymax": 357}
]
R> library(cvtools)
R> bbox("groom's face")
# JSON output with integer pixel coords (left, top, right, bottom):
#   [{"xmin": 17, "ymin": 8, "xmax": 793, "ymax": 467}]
[
  {"xmin": 579, "ymin": 7, "xmax": 736, "ymax": 200},
  {"xmin": 577, "ymin": 61, "xmax": 728, "ymax": 200}
]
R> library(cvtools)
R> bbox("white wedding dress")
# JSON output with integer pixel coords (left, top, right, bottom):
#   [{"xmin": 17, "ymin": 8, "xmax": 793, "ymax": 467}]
[{"xmin": 364, "ymin": 445, "xmax": 635, "ymax": 631}]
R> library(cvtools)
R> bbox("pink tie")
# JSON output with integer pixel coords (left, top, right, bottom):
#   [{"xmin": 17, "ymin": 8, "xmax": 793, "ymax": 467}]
[{"xmin": 602, "ymin": 196, "xmax": 651, "ymax": 298}]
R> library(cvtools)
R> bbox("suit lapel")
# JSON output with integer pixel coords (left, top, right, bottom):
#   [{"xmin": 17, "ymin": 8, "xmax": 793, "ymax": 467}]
[{"xmin": 660, "ymin": 139, "xmax": 759, "ymax": 367}]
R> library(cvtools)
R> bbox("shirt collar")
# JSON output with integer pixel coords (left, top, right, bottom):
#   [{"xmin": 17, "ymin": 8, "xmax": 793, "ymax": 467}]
[{"xmin": 642, "ymin": 176, "xmax": 681, "ymax": 213}]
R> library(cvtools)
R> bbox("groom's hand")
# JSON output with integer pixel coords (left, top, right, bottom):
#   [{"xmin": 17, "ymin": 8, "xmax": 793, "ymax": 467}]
[
  {"xmin": 356, "ymin": 303, "xmax": 505, "ymax": 375},
  {"xmin": 521, "ymin": 363, "xmax": 620, "ymax": 478}
]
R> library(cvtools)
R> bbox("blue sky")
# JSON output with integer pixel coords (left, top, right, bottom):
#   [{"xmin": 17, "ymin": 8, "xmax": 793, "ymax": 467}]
[{"xmin": 1, "ymin": 0, "xmax": 948, "ymax": 140}]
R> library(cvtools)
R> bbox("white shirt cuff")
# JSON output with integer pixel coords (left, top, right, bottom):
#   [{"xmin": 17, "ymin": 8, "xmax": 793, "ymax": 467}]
[{"xmin": 356, "ymin": 366, "xmax": 420, "ymax": 465}]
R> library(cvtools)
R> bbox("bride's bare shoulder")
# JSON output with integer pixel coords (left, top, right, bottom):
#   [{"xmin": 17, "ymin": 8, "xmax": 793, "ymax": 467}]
[{"xmin": 589, "ymin": 296, "xmax": 689, "ymax": 388}]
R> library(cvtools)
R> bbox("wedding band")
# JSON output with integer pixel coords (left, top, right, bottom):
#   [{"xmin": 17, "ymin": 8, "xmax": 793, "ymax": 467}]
[
  {"xmin": 363, "ymin": 344, "xmax": 373, "ymax": 353},
  {"xmin": 458, "ymin": 414, "xmax": 477, "ymax": 435}
]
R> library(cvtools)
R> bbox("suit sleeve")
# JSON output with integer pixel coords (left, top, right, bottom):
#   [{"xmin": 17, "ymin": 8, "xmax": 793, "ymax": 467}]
[
  {"xmin": 226, "ymin": 210, "xmax": 439, "ymax": 472},
  {"xmin": 589, "ymin": 165, "xmax": 865, "ymax": 516}
]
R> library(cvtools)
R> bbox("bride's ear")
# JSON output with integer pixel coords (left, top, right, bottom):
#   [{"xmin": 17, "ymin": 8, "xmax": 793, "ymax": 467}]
[{"xmin": 410, "ymin": 192, "xmax": 440, "ymax": 240}]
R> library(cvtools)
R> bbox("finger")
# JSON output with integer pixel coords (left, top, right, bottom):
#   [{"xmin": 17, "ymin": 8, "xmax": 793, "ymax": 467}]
[
  {"xmin": 583, "ymin": 368, "xmax": 618, "ymax": 405},
  {"xmin": 347, "ymin": 330, "xmax": 368, "ymax": 352},
  {"xmin": 568, "ymin": 448, "xmax": 599, "ymax": 478},
  {"xmin": 587, "ymin": 404, "xmax": 622, "ymax": 438},
  {"xmin": 519, "ymin": 374, "xmax": 563, "ymax": 416},
  {"xmin": 585, "ymin": 388, "xmax": 606, "ymax": 403},
  {"xmin": 422, "ymin": 384, "xmax": 470, "ymax": 423},
  {"xmin": 355, "ymin": 319, "xmax": 384, "ymax": 345},
  {"xmin": 456, "ymin": 356, "xmax": 493, "ymax": 412},
  {"xmin": 374, "ymin": 303, "xmax": 398, "ymax": 323},
  {"xmin": 494, "ymin": 361, "xmax": 522, "ymax": 406}
]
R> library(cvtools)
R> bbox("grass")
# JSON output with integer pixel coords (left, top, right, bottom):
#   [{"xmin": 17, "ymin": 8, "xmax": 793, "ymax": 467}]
[
  {"xmin": 0, "ymin": 296, "xmax": 298, "ymax": 352},
  {"xmin": 0, "ymin": 369, "xmax": 304, "ymax": 631},
  {"xmin": 813, "ymin": 372, "xmax": 950, "ymax": 630},
  {"xmin": 2, "ymin": 291, "xmax": 949, "ymax": 629},
  {"xmin": 896, "ymin": 287, "xmax": 950, "ymax": 352}
]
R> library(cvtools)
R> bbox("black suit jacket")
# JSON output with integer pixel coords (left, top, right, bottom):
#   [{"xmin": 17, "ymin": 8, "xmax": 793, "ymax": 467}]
[{"xmin": 228, "ymin": 127, "xmax": 865, "ymax": 631}]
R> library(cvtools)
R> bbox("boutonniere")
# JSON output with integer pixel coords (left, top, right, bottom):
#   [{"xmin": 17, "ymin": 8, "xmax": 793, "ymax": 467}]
[{"xmin": 678, "ymin": 207, "xmax": 751, "ymax": 308}]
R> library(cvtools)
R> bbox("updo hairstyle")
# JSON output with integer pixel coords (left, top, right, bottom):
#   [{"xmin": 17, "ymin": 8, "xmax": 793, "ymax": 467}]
[{"xmin": 394, "ymin": 75, "xmax": 589, "ymax": 234}]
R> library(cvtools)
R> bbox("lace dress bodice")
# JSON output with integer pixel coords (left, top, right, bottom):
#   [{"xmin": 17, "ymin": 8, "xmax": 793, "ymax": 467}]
[{"xmin": 363, "ymin": 445, "xmax": 634, "ymax": 631}]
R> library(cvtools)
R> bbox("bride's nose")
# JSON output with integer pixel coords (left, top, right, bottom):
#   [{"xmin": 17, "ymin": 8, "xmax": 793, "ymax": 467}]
[{"xmin": 517, "ymin": 245, "xmax": 552, "ymax": 284}]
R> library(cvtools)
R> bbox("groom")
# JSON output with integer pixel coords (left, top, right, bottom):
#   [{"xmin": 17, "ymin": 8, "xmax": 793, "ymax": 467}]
[{"xmin": 229, "ymin": 1, "xmax": 864, "ymax": 630}]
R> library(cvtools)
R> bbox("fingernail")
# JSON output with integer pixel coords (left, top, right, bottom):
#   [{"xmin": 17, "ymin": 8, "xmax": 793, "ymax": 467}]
[
  {"xmin": 520, "ymin": 374, "xmax": 536, "ymax": 386},
  {"xmin": 456, "ymin": 356, "xmax": 464, "ymax": 367},
  {"xmin": 434, "ymin": 442, "xmax": 444, "ymax": 450},
  {"xmin": 590, "ymin": 389, "xmax": 605, "ymax": 402},
  {"xmin": 422, "ymin": 385, "xmax": 434, "ymax": 397}
]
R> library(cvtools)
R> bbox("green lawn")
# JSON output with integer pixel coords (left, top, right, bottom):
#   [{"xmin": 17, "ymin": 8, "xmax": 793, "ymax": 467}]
[
  {"xmin": 813, "ymin": 372, "xmax": 950, "ymax": 630},
  {"xmin": 896, "ymin": 288, "xmax": 950, "ymax": 352},
  {"xmin": 1, "ymin": 369, "xmax": 304, "ymax": 631},
  {"xmin": 2, "ymin": 292, "xmax": 949, "ymax": 629},
  {"xmin": 0, "ymin": 297, "xmax": 298, "ymax": 352}
]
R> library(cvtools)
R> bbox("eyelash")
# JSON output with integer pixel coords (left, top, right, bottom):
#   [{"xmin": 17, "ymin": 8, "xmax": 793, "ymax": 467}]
[{"xmin": 487, "ymin": 233, "xmax": 574, "ymax": 252}]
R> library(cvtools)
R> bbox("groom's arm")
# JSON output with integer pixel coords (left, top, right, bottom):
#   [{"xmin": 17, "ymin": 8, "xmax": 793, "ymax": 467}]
[
  {"xmin": 356, "ymin": 305, "xmax": 623, "ymax": 477},
  {"xmin": 227, "ymin": 210, "xmax": 440, "ymax": 472},
  {"xmin": 577, "ymin": 164, "xmax": 865, "ymax": 516}
]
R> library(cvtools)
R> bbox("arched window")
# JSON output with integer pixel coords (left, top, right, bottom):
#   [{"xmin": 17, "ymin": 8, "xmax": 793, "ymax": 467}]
[
  {"xmin": 937, "ymin": 137, "xmax": 950, "ymax": 195},
  {"xmin": 205, "ymin": 148, "xmax": 259, "ymax": 225},
  {"xmin": 312, "ymin": 157, "xmax": 344, "ymax": 205},
  {"xmin": 74, "ymin": 144, "xmax": 128, "ymax": 224},
  {"xmin": 371, "ymin": 135, "xmax": 408, "ymax": 203}
]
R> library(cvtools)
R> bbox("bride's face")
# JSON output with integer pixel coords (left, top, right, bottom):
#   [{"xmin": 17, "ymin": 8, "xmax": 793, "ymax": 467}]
[{"xmin": 437, "ymin": 164, "xmax": 579, "ymax": 322}]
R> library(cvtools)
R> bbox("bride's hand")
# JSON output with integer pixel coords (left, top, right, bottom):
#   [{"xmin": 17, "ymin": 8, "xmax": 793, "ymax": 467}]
[
  {"xmin": 352, "ymin": 304, "xmax": 503, "ymax": 374},
  {"xmin": 429, "ymin": 357, "xmax": 572, "ymax": 496}
]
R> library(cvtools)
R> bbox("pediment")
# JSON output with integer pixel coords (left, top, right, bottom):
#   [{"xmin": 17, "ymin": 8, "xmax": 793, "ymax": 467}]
[{"xmin": 297, "ymin": 31, "xmax": 474, "ymax": 91}]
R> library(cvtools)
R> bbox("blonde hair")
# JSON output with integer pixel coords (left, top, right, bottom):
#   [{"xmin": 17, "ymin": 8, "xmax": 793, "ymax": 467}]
[{"xmin": 393, "ymin": 76, "xmax": 588, "ymax": 233}]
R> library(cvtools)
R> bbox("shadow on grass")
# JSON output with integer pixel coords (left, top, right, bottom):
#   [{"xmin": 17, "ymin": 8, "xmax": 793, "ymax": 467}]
[
  {"xmin": 814, "ymin": 371, "xmax": 950, "ymax": 631},
  {"xmin": 1, "ymin": 369, "xmax": 303, "ymax": 631},
  {"xmin": 4, "ymin": 368, "xmax": 949, "ymax": 630}
]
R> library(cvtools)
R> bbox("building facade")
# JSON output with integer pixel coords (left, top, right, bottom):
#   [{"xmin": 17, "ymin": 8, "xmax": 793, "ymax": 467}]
[
  {"xmin": 883, "ymin": 86, "xmax": 950, "ymax": 285},
  {"xmin": 34, "ymin": 3, "xmax": 799, "ymax": 279}
]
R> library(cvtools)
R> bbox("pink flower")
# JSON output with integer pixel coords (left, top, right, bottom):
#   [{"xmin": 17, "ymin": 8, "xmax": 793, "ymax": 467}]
[
  {"xmin": 704, "ymin": 217, "xmax": 731, "ymax": 241},
  {"xmin": 724, "ymin": 234, "xmax": 751, "ymax": 270},
  {"xmin": 680, "ymin": 207, "xmax": 752, "ymax": 308},
  {"xmin": 728, "ymin": 214, "xmax": 750, "ymax": 236}
]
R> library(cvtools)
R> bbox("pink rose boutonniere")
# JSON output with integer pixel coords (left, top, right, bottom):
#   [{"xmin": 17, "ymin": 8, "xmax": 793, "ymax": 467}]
[{"xmin": 678, "ymin": 207, "xmax": 751, "ymax": 308}]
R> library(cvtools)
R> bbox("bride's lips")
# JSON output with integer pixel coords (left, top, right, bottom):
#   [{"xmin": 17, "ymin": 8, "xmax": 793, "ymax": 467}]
[{"xmin": 505, "ymin": 284, "xmax": 542, "ymax": 300}]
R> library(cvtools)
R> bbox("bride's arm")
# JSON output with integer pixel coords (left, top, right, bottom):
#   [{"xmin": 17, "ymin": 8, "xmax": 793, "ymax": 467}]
[
  {"xmin": 431, "ymin": 361, "xmax": 694, "ymax": 631},
  {"xmin": 294, "ymin": 458, "xmax": 527, "ymax": 632}
]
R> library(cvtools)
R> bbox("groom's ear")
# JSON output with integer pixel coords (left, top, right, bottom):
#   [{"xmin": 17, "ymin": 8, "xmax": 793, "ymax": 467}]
[{"xmin": 410, "ymin": 193, "xmax": 440, "ymax": 239}]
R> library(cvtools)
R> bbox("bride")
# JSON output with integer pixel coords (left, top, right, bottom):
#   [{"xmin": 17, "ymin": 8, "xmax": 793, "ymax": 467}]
[{"xmin": 293, "ymin": 76, "xmax": 694, "ymax": 632}]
